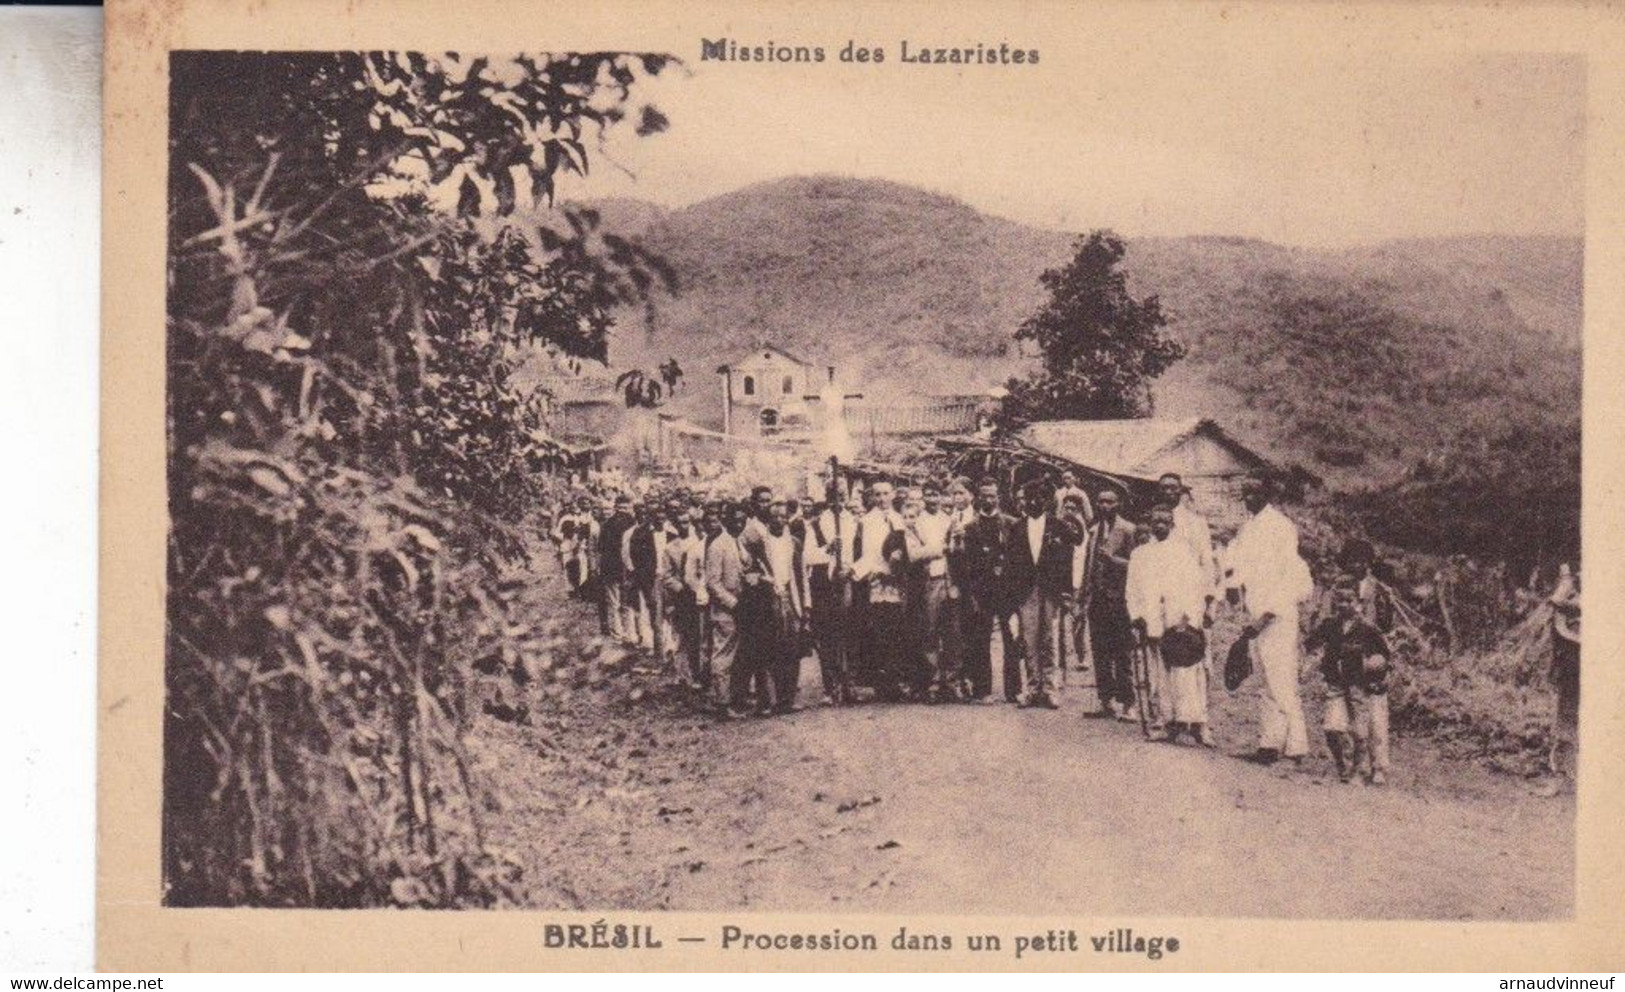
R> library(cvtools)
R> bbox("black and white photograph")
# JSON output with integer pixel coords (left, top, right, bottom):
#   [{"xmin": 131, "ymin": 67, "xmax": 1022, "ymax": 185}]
[
  {"xmin": 155, "ymin": 39, "xmax": 1583, "ymax": 923},
  {"xmin": 89, "ymin": 0, "xmax": 1625, "ymax": 971}
]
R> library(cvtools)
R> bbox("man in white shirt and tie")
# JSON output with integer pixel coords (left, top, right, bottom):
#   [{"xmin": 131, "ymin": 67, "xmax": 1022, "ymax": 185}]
[
  {"xmin": 914, "ymin": 486, "xmax": 957, "ymax": 700},
  {"xmin": 1003, "ymin": 481, "xmax": 1085, "ymax": 709},
  {"xmin": 851, "ymin": 479, "xmax": 899, "ymax": 692},
  {"xmin": 804, "ymin": 484, "xmax": 859, "ymax": 704},
  {"xmin": 664, "ymin": 503, "xmax": 708, "ymax": 689},
  {"xmin": 1053, "ymin": 469, "xmax": 1094, "ymax": 526},
  {"xmin": 754, "ymin": 499, "xmax": 806, "ymax": 714}
]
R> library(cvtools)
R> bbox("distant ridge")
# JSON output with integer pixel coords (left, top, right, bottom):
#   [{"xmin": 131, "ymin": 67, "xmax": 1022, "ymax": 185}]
[{"xmin": 549, "ymin": 175, "xmax": 1579, "ymax": 490}]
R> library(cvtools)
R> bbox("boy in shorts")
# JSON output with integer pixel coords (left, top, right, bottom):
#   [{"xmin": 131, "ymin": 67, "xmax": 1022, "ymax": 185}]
[{"xmin": 1305, "ymin": 573, "xmax": 1393, "ymax": 785}]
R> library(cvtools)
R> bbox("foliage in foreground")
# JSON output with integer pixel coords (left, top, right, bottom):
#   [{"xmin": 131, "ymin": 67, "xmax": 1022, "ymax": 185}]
[
  {"xmin": 1386, "ymin": 604, "xmax": 1563, "ymax": 777},
  {"xmin": 164, "ymin": 51, "xmax": 669, "ymax": 906}
]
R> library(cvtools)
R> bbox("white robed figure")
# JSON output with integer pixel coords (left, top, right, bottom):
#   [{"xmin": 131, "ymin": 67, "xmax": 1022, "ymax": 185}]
[
  {"xmin": 1222, "ymin": 475, "xmax": 1315, "ymax": 761},
  {"xmin": 1157, "ymin": 472, "xmax": 1220, "ymax": 744},
  {"xmin": 1127, "ymin": 505, "xmax": 1214, "ymax": 737}
]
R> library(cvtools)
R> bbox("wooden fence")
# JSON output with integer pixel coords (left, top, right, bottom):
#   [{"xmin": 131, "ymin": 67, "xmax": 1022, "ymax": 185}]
[{"xmin": 841, "ymin": 397, "xmax": 983, "ymax": 439}]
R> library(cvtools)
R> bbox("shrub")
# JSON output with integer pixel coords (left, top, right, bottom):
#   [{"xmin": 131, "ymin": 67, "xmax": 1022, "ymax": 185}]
[{"xmin": 163, "ymin": 51, "xmax": 671, "ymax": 906}]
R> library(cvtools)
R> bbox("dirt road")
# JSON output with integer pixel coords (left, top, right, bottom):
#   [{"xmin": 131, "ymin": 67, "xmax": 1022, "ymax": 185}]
[{"xmin": 471, "ymin": 555, "xmax": 1573, "ymax": 920}]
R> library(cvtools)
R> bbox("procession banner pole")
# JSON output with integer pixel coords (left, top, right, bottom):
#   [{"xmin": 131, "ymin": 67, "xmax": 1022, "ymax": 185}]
[
  {"xmin": 829, "ymin": 454, "xmax": 844, "ymax": 602},
  {"xmin": 1133, "ymin": 635, "xmax": 1154, "ymax": 739},
  {"xmin": 833, "ymin": 456, "xmax": 854, "ymax": 695},
  {"xmin": 819, "ymin": 382, "xmax": 856, "ymax": 701}
]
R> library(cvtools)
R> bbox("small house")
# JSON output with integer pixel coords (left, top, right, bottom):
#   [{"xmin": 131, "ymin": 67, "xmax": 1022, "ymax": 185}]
[{"xmin": 940, "ymin": 417, "xmax": 1274, "ymax": 535}]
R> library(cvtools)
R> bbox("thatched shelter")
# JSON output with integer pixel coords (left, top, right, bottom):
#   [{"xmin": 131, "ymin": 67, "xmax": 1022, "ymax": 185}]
[{"xmin": 939, "ymin": 417, "xmax": 1274, "ymax": 535}]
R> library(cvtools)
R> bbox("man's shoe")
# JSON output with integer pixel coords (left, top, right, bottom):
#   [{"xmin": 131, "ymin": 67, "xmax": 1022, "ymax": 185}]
[
  {"xmin": 1038, "ymin": 695, "xmax": 1060, "ymax": 710},
  {"xmin": 1247, "ymin": 748, "xmax": 1281, "ymax": 765},
  {"xmin": 1368, "ymin": 769, "xmax": 1387, "ymax": 786}
]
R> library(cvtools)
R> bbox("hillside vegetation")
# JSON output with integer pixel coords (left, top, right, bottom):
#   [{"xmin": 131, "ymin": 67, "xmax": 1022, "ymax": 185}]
[{"xmin": 556, "ymin": 175, "xmax": 1581, "ymax": 563}]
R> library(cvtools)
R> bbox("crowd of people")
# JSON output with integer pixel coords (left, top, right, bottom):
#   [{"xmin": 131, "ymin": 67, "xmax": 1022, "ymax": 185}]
[{"xmin": 543, "ymin": 464, "xmax": 1413, "ymax": 786}]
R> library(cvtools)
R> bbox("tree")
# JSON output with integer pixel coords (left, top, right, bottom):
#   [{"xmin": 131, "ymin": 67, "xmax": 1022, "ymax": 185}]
[
  {"xmin": 168, "ymin": 52, "xmax": 674, "ymax": 513},
  {"xmin": 999, "ymin": 231, "xmax": 1184, "ymax": 428},
  {"xmin": 1352, "ymin": 415, "xmax": 1580, "ymax": 575},
  {"xmin": 615, "ymin": 368, "xmax": 665, "ymax": 408}
]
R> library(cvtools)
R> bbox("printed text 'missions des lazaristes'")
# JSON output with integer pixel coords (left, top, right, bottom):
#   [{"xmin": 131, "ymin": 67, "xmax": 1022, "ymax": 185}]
[{"xmin": 701, "ymin": 38, "xmax": 1041, "ymax": 66}]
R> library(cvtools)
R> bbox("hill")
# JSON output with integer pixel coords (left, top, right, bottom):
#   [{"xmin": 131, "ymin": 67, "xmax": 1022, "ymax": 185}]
[
  {"xmin": 1343, "ymin": 235, "xmax": 1582, "ymax": 349},
  {"xmin": 544, "ymin": 176, "xmax": 1581, "ymax": 557},
  {"xmin": 581, "ymin": 177, "xmax": 1066, "ymax": 400}
]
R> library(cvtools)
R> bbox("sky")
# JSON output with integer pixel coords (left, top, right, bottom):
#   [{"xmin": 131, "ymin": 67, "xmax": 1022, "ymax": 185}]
[{"xmin": 560, "ymin": 48, "xmax": 1584, "ymax": 248}]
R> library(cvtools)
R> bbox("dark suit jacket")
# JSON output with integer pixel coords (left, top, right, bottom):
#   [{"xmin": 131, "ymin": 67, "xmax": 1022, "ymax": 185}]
[
  {"xmin": 1087, "ymin": 515, "xmax": 1138, "ymax": 601},
  {"xmin": 628, "ymin": 525, "xmax": 662, "ymax": 590},
  {"xmin": 598, "ymin": 513, "xmax": 634, "ymax": 579},
  {"xmin": 705, "ymin": 533, "xmax": 743, "ymax": 612},
  {"xmin": 962, "ymin": 511, "xmax": 1017, "ymax": 615},
  {"xmin": 1002, "ymin": 512, "xmax": 1083, "ymax": 602}
]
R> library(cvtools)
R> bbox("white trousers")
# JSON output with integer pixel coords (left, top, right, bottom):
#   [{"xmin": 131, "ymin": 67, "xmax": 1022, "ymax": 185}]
[
  {"xmin": 1324, "ymin": 686, "xmax": 1390, "ymax": 773},
  {"xmin": 1254, "ymin": 615, "xmax": 1308, "ymax": 757},
  {"xmin": 1161, "ymin": 656, "xmax": 1209, "ymax": 725}
]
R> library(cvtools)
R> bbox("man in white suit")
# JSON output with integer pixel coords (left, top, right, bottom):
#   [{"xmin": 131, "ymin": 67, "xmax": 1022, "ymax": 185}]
[{"xmin": 1223, "ymin": 474, "xmax": 1315, "ymax": 764}]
